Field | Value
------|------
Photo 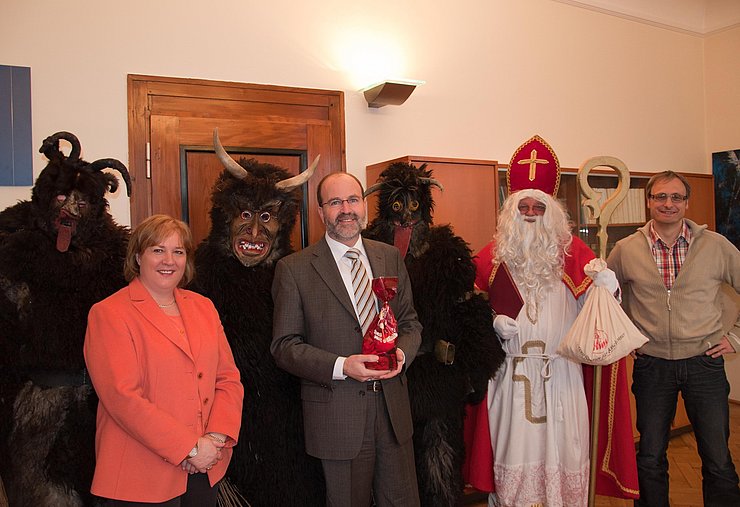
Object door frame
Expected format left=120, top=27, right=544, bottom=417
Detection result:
left=127, top=74, right=346, bottom=239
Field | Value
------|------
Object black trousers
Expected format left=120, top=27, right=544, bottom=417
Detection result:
left=101, top=473, right=219, bottom=507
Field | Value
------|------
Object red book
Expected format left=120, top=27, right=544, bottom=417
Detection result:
left=488, top=264, right=524, bottom=319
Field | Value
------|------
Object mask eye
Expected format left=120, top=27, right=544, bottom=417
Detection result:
left=259, top=212, right=271, bottom=223
left=408, top=200, right=419, bottom=211
left=241, top=210, right=253, bottom=220
left=392, top=201, right=403, bottom=212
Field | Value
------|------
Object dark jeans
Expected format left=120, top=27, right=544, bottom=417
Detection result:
left=102, top=473, right=219, bottom=507
left=632, top=354, right=740, bottom=507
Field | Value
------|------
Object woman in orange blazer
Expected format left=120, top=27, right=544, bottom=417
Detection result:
left=84, top=215, right=243, bottom=506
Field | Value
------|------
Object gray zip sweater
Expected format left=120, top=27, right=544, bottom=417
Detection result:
left=608, top=219, right=740, bottom=360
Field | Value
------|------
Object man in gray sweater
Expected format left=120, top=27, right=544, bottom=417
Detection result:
left=608, top=170, right=740, bottom=507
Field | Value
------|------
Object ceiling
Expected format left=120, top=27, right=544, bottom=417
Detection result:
left=553, top=0, right=740, bottom=35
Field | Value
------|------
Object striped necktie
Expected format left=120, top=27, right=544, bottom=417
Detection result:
left=345, top=248, right=376, bottom=334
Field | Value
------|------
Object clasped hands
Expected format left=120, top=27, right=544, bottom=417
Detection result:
left=180, top=434, right=225, bottom=474
left=344, top=348, right=405, bottom=382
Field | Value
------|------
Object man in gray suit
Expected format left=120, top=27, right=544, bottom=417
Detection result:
left=271, top=172, right=422, bottom=506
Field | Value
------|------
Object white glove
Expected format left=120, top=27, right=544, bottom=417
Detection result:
left=493, top=315, right=519, bottom=339
left=584, top=258, right=619, bottom=294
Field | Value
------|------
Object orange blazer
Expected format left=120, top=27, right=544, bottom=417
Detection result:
left=84, top=277, right=243, bottom=502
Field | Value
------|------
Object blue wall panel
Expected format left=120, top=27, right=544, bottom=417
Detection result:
left=0, top=65, right=33, bottom=186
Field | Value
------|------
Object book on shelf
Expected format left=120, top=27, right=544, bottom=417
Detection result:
left=633, top=188, right=646, bottom=223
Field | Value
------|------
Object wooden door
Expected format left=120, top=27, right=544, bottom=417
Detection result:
left=127, top=75, right=346, bottom=247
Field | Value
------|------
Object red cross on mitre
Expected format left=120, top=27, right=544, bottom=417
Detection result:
left=507, top=134, right=561, bottom=196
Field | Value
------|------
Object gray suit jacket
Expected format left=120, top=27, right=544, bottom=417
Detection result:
left=271, top=237, right=422, bottom=460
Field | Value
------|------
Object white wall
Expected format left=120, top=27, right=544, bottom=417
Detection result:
left=705, top=26, right=740, bottom=156
left=0, top=0, right=710, bottom=226
left=554, top=0, right=740, bottom=34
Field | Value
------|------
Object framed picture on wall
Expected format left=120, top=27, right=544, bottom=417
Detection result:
left=712, top=149, right=740, bottom=248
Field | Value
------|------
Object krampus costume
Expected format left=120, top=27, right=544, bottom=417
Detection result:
left=189, top=131, right=324, bottom=506
left=0, top=131, right=130, bottom=506
left=363, top=162, right=504, bottom=506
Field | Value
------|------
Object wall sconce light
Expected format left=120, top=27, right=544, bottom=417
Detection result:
left=360, top=79, right=425, bottom=108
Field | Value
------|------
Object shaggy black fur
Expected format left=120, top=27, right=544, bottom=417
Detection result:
left=190, top=159, right=325, bottom=506
left=0, top=132, right=129, bottom=506
left=364, top=162, right=505, bottom=507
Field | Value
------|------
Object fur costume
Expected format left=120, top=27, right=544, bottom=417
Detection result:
left=363, top=162, right=505, bottom=506
left=0, top=132, right=130, bottom=506
left=189, top=131, right=324, bottom=506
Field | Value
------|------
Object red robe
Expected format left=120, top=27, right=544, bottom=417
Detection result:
left=463, top=237, right=639, bottom=500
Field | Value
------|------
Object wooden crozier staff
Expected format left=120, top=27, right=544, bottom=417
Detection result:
left=578, top=156, right=631, bottom=507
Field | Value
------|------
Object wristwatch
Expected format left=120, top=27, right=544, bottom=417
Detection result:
left=188, top=444, right=198, bottom=458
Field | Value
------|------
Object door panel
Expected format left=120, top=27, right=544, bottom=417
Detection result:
left=151, top=95, right=332, bottom=121
left=149, top=115, right=182, bottom=217
left=127, top=75, right=346, bottom=249
left=175, top=117, right=311, bottom=148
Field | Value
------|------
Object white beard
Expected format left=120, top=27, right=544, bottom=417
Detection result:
left=498, top=215, right=563, bottom=323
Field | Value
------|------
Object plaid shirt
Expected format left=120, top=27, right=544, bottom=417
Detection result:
left=649, top=220, right=692, bottom=290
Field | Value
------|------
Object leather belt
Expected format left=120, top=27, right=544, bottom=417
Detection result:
left=367, top=380, right=383, bottom=392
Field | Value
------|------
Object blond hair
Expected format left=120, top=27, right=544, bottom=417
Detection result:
left=124, top=214, right=195, bottom=286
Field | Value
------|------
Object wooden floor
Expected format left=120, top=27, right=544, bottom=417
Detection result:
left=463, top=402, right=740, bottom=507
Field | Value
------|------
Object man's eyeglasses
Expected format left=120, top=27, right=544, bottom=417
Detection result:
left=517, top=203, right=547, bottom=214
left=648, top=193, right=688, bottom=203
left=320, top=196, right=362, bottom=209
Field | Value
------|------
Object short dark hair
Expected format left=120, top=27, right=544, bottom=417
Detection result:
left=316, top=172, right=365, bottom=206
left=124, top=214, right=195, bottom=286
left=645, top=171, right=691, bottom=199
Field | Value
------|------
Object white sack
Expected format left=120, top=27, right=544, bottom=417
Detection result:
left=558, top=285, right=648, bottom=365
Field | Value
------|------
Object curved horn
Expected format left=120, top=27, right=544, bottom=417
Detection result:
left=90, top=158, right=133, bottom=197
left=363, top=182, right=385, bottom=198
left=39, top=131, right=81, bottom=161
left=213, top=128, right=249, bottom=180
left=275, top=155, right=320, bottom=191
left=419, top=177, right=444, bottom=192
